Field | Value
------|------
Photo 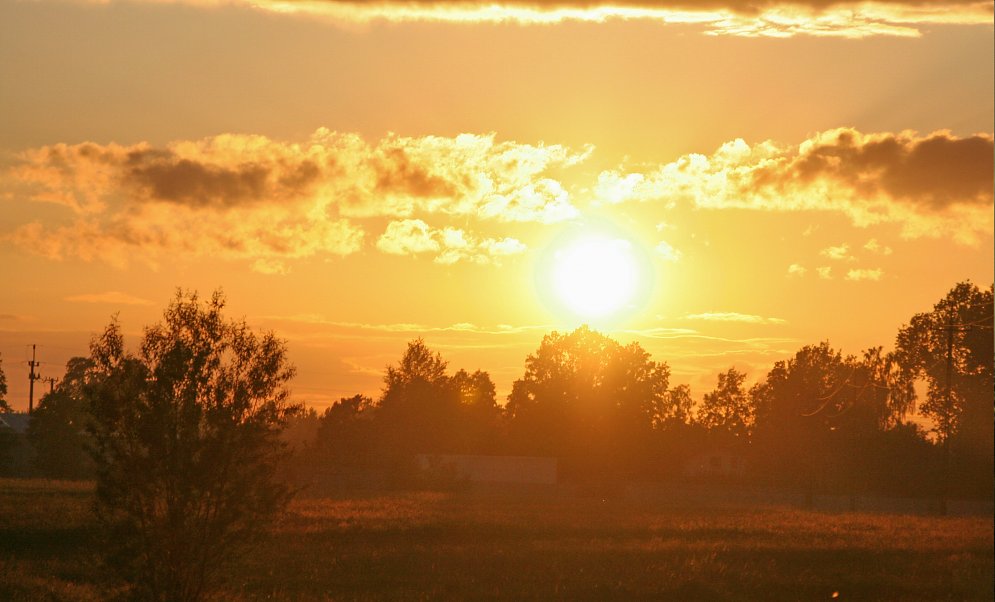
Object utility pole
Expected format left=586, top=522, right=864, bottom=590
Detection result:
left=940, top=317, right=954, bottom=516
left=28, top=344, right=42, bottom=414
left=43, top=377, right=57, bottom=395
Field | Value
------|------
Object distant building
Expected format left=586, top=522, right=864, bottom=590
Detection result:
left=0, top=412, right=32, bottom=435
left=416, top=454, right=558, bottom=485
left=683, top=447, right=747, bottom=479
left=0, top=412, right=34, bottom=476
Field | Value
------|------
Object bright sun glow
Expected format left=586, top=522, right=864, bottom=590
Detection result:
left=551, top=236, right=640, bottom=318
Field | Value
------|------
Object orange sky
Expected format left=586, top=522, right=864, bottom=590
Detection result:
left=0, top=0, right=992, bottom=412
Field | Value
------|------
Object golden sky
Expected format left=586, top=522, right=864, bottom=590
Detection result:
left=0, top=0, right=992, bottom=410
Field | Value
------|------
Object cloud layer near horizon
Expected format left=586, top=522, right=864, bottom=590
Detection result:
left=597, top=128, right=994, bottom=244
left=62, top=0, right=995, bottom=38
left=1, top=130, right=584, bottom=270
left=2, top=127, right=991, bottom=271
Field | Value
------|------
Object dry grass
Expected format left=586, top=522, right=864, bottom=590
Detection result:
left=2, top=479, right=992, bottom=600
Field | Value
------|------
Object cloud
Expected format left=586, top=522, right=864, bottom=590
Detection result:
left=261, top=313, right=554, bottom=337
left=621, top=326, right=700, bottom=339
left=8, top=130, right=587, bottom=222
left=683, top=312, right=787, bottom=325
left=376, top=219, right=441, bottom=255
left=597, top=128, right=994, bottom=245
left=655, top=240, right=682, bottom=262
left=6, top=211, right=364, bottom=272
left=1, top=130, right=586, bottom=269
left=820, top=243, right=853, bottom=261
left=376, top=219, right=527, bottom=265
left=845, top=267, right=884, bottom=281
left=71, top=0, right=993, bottom=38
left=787, top=263, right=807, bottom=277
left=817, top=266, right=833, bottom=279
left=251, top=258, right=292, bottom=275
left=863, top=238, right=893, bottom=255
left=64, top=291, right=154, bottom=306
left=5, top=127, right=990, bottom=273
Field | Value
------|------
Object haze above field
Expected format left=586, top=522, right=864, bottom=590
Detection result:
left=0, top=0, right=992, bottom=410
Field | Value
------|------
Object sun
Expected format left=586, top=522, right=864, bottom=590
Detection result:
left=538, top=231, right=651, bottom=322
left=552, top=237, right=638, bottom=318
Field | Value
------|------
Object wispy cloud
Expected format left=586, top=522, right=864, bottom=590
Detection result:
left=655, top=240, right=682, bottom=263
left=64, top=291, right=154, bottom=306
left=65, top=0, right=993, bottom=38
left=263, top=314, right=553, bottom=336
left=683, top=312, right=787, bottom=325
left=596, top=128, right=994, bottom=245
left=623, top=329, right=799, bottom=363
left=623, top=326, right=700, bottom=339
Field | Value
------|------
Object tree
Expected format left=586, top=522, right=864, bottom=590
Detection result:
left=893, top=281, right=994, bottom=497
left=451, top=368, right=501, bottom=453
left=0, top=353, right=10, bottom=413
left=750, top=342, right=912, bottom=497
left=27, top=357, right=95, bottom=478
left=697, top=367, right=752, bottom=438
left=894, top=281, right=993, bottom=441
left=653, top=383, right=694, bottom=429
left=85, top=290, right=300, bottom=601
left=375, top=339, right=461, bottom=459
left=0, top=353, right=14, bottom=469
left=506, top=326, right=669, bottom=480
left=312, top=394, right=377, bottom=488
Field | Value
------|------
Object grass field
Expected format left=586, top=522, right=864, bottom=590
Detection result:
left=1, top=479, right=992, bottom=600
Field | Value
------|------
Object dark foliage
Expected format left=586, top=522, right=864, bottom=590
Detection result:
left=893, top=281, right=994, bottom=497
left=84, top=290, right=300, bottom=601
left=27, top=357, right=95, bottom=479
left=0, top=353, right=9, bottom=413
left=506, top=326, right=669, bottom=482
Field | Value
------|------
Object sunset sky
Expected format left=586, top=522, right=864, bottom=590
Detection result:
left=1, top=0, right=992, bottom=411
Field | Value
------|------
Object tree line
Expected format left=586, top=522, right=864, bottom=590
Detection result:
left=289, top=283, right=991, bottom=500
left=3, top=281, right=992, bottom=501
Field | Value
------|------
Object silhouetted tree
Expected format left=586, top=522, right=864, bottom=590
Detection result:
left=751, top=341, right=914, bottom=498
left=375, top=339, right=461, bottom=462
left=85, top=290, right=300, bottom=601
left=312, top=394, right=377, bottom=488
left=0, top=353, right=9, bottom=413
left=451, top=368, right=501, bottom=453
left=653, top=383, right=694, bottom=429
left=279, top=406, right=321, bottom=485
left=27, top=357, right=94, bottom=479
left=697, top=367, right=752, bottom=439
left=893, top=281, right=994, bottom=497
left=506, top=326, right=669, bottom=481
left=282, top=406, right=321, bottom=452
left=0, top=353, right=13, bottom=469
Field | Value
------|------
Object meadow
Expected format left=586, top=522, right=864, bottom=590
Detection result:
left=1, top=478, right=992, bottom=601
